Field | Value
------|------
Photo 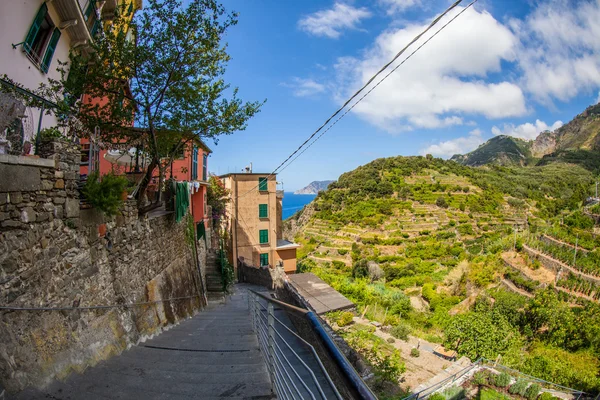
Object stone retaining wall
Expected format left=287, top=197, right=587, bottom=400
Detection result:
left=0, top=139, right=206, bottom=392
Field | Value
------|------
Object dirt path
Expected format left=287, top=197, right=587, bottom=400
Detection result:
left=352, top=318, right=450, bottom=392
left=501, top=279, right=534, bottom=298
left=501, top=252, right=555, bottom=284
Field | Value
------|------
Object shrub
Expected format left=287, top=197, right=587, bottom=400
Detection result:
left=337, top=312, right=354, bottom=327
left=82, top=172, right=128, bottom=216
left=509, top=379, right=528, bottom=396
left=338, top=249, right=348, bottom=256
left=436, top=196, right=449, bottom=208
left=332, top=260, right=346, bottom=270
left=390, top=323, right=411, bottom=341
left=538, top=392, right=555, bottom=400
left=429, top=393, right=445, bottom=400
left=524, top=383, right=541, bottom=400
left=352, top=259, right=369, bottom=278
left=410, top=347, right=420, bottom=357
left=473, top=370, right=489, bottom=386
left=442, top=386, right=466, bottom=400
left=493, top=372, right=511, bottom=388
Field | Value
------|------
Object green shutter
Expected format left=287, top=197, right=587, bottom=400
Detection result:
left=84, top=0, right=95, bottom=21
left=24, top=4, right=48, bottom=53
left=259, top=229, right=269, bottom=244
left=41, top=28, right=61, bottom=74
left=260, top=253, right=269, bottom=267
left=259, top=204, right=268, bottom=218
left=259, top=177, right=268, bottom=191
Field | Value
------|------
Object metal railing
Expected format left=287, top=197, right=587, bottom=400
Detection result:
left=248, top=290, right=344, bottom=400
left=403, top=358, right=587, bottom=400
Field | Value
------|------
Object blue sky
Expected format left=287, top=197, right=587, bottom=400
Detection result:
left=207, top=0, right=600, bottom=191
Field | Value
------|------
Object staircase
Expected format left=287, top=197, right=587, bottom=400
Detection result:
left=205, top=250, right=225, bottom=298
left=11, top=286, right=274, bottom=400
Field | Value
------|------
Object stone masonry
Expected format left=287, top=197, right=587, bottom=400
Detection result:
left=0, top=139, right=207, bottom=393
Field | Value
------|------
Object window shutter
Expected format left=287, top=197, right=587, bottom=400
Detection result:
left=259, top=229, right=269, bottom=244
left=260, top=253, right=269, bottom=267
left=24, top=4, right=48, bottom=53
left=202, top=154, right=207, bottom=181
left=259, top=204, right=268, bottom=218
left=259, top=177, right=268, bottom=191
left=41, top=28, right=61, bottom=74
left=84, top=0, right=95, bottom=21
left=192, top=147, right=198, bottom=180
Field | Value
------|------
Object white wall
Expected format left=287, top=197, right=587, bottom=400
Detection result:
left=0, top=1, right=74, bottom=148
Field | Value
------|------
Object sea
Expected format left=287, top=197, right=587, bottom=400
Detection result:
left=282, top=192, right=316, bottom=220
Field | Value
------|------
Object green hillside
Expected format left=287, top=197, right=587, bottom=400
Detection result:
left=451, top=135, right=533, bottom=167
left=287, top=155, right=600, bottom=396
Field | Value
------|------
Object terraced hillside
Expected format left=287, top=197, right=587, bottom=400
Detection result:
left=285, top=155, right=600, bottom=396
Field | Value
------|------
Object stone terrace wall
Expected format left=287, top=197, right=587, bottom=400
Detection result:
left=0, top=139, right=206, bottom=392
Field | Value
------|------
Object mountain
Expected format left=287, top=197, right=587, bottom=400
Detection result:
left=451, top=135, right=533, bottom=167
left=294, top=180, right=334, bottom=195
left=451, top=102, right=600, bottom=168
left=532, top=103, right=600, bottom=157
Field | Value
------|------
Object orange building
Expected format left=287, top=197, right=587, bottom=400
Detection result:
left=166, top=139, right=212, bottom=225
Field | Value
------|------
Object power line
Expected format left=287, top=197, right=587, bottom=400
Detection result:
left=236, top=0, right=472, bottom=200
left=279, top=0, right=480, bottom=173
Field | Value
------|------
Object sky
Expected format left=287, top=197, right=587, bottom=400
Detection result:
left=205, top=0, right=600, bottom=191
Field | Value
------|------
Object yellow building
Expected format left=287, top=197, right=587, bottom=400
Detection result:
left=220, top=173, right=299, bottom=274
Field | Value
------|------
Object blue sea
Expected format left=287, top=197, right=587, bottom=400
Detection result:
left=282, top=192, right=316, bottom=220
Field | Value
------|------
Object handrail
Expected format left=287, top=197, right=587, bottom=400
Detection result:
left=249, top=289, right=310, bottom=316
left=248, top=290, right=377, bottom=400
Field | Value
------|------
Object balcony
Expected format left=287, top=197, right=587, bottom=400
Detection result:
left=50, top=0, right=93, bottom=48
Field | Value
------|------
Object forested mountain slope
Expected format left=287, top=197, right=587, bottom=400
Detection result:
left=451, top=102, right=600, bottom=168
left=285, top=155, right=600, bottom=396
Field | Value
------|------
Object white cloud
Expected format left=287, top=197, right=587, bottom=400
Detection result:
left=378, top=0, right=420, bottom=15
left=298, top=3, right=372, bottom=39
left=281, top=78, right=326, bottom=97
left=420, top=129, right=484, bottom=158
left=332, top=6, right=527, bottom=132
left=491, top=119, right=563, bottom=140
left=512, top=0, right=600, bottom=104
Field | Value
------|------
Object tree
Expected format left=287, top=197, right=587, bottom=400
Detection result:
left=5, top=0, right=263, bottom=209
left=207, top=175, right=229, bottom=223
left=444, top=310, right=522, bottom=360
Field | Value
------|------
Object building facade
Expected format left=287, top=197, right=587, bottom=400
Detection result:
left=0, top=0, right=102, bottom=155
left=220, top=173, right=299, bottom=274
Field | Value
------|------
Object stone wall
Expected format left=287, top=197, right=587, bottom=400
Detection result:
left=0, top=139, right=207, bottom=392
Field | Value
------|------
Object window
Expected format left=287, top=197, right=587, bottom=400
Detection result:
left=24, top=4, right=61, bottom=74
left=260, top=253, right=269, bottom=267
left=202, top=153, right=208, bottom=181
left=258, top=177, right=268, bottom=192
left=259, top=204, right=268, bottom=218
left=191, top=146, right=198, bottom=180
left=259, top=229, right=269, bottom=244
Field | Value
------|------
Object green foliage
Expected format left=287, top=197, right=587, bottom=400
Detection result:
left=479, top=388, right=511, bottom=400
left=524, top=383, right=540, bottom=400
left=337, top=311, right=354, bottom=327
left=441, top=386, right=465, bottom=400
left=473, top=370, right=490, bottom=386
left=352, top=259, right=369, bottom=279
left=338, top=248, right=348, bottom=255
left=218, top=248, right=235, bottom=292
left=436, top=196, right=449, bottom=208
left=537, top=392, right=556, bottom=400
left=207, top=176, right=230, bottom=222
left=82, top=172, right=128, bottom=216
left=493, top=372, right=511, bottom=388
left=410, top=347, right=420, bottom=357
left=429, top=393, right=446, bottom=400
left=445, top=310, right=522, bottom=360
left=564, top=210, right=595, bottom=229
left=39, top=126, right=62, bottom=139
left=509, top=378, right=528, bottom=396
left=390, top=323, right=411, bottom=341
